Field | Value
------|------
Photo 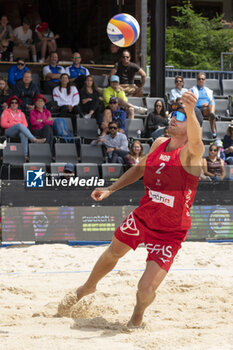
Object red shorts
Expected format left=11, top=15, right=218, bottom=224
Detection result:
left=114, top=211, right=187, bottom=272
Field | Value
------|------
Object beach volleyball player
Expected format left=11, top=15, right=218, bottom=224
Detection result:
left=76, top=91, right=204, bottom=327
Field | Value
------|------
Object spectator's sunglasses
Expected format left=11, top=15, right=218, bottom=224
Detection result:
left=10, top=101, right=19, bottom=104
left=17, top=62, right=25, bottom=66
left=109, top=101, right=117, bottom=104
left=109, top=126, right=117, bottom=130
left=171, top=110, right=186, bottom=122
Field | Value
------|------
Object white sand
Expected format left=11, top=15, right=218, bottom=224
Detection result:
left=0, top=242, right=233, bottom=350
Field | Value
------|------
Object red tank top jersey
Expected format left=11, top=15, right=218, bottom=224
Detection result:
left=133, top=138, right=199, bottom=233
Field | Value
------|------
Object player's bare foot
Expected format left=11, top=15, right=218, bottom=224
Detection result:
left=127, top=307, right=144, bottom=327
left=76, top=284, right=96, bottom=301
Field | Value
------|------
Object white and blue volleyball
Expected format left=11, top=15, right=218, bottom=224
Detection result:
left=107, top=13, right=140, bottom=47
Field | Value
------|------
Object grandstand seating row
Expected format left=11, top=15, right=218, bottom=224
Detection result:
left=1, top=142, right=151, bottom=180
left=144, top=77, right=233, bottom=98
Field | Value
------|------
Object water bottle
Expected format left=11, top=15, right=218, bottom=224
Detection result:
left=137, top=129, right=141, bottom=138
left=226, top=109, right=230, bottom=118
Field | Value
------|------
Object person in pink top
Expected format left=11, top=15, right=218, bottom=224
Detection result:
left=30, top=94, right=54, bottom=150
left=1, top=95, right=45, bottom=155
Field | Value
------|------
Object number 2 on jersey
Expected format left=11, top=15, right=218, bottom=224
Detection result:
left=155, top=162, right=165, bottom=174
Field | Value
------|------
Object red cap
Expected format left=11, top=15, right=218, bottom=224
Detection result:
left=7, top=95, right=22, bottom=106
left=33, top=94, right=47, bottom=104
left=37, top=22, right=49, bottom=33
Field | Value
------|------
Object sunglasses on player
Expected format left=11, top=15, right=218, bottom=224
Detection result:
left=171, top=110, right=186, bottom=122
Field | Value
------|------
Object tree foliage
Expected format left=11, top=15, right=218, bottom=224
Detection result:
left=165, top=1, right=233, bottom=70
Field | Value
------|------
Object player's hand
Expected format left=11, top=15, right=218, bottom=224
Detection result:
left=181, top=91, right=197, bottom=115
left=91, top=187, right=112, bottom=201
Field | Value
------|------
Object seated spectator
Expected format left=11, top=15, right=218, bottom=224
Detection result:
left=101, top=97, right=126, bottom=135
left=202, top=144, right=226, bottom=181
left=8, top=58, right=29, bottom=88
left=223, top=120, right=233, bottom=165
left=103, top=75, right=147, bottom=119
left=144, top=99, right=168, bottom=138
left=53, top=73, right=80, bottom=116
left=65, top=52, right=90, bottom=90
left=0, top=39, right=10, bottom=61
left=93, top=121, right=129, bottom=163
left=79, top=75, right=102, bottom=123
left=13, top=17, right=37, bottom=62
left=14, top=71, right=39, bottom=116
left=191, top=72, right=216, bottom=138
left=169, top=76, right=188, bottom=104
left=59, top=163, right=75, bottom=180
left=35, top=22, right=59, bottom=62
left=0, top=15, right=14, bottom=51
left=124, top=140, right=144, bottom=167
left=0, top=77, right=12, bottom=115
left=96, top=43, right=122, bottom=65
left=42, top=51, right=65, bottom=94
left=1, top=95, right=45, bottom=156
left=30, top=94, right=53, bottom=151
left=110, top=50, right=146, bottom=97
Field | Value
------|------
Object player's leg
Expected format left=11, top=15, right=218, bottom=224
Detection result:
left=76, top=236, right=131, bottom=300
left=128, top=260, right=167, bottom=327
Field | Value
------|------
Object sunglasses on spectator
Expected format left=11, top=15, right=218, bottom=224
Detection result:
left=198, top=78, right=205, bottom=80
left=210, top=148, right=218, bottom=152
left=171, top=110, right=186, bottom=122
left=17, top=62, right=25, bottom=66
left=122, top=56, right=130, bottom=58
left=176, top=80, right=183, bottom=83
left=73, top=56, right=81, bottom=58
left=109, top=126, right=117, bottom=129
left=109, top=101, right=117, bottom=104
left=156, top=104, right=162, bottom=107
left=10, top=101, right=18, bottom=104
left=2, top=45, right=8, bottom=48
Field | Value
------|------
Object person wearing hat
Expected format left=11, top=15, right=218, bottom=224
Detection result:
left=8, top=58, right=29, bottom=88
left=14, top=70, right=39, bottom=116
left=103, top=75, right=147, bottom=119
left=223, top=120, right=233, bottom=165
left=1, top=95, right=46, bottom=156
left=30, top=94, right=54, bottom=151
left=59, top=163, right=75, bottom=180
left=35, top=22, right=59, bottom=63
left=101, top=96, right=126, bottom=136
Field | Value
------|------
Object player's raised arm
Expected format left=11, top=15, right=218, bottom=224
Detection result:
left=180, top=91, right=204, bottom=176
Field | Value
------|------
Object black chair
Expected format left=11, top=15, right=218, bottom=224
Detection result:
left=54, top=143, right=78, bottom=163
left=215, top=98, right=231, bottom=120
left=76, top=163, right=99, bottom=178
left=92, top=75, right=108, bottom=88
left=80, top=144, right=104, bottom=164
left=215, top=121, right=230, bottom=140
left=141, top=143, right=150, bottom=155
left=202, top=120, right=214, bottom=143
left=76, top=118, right=99, bottom=143
left=1, top=143, right=25, bottom=179
left=101, top=163, right=124, bottom=181
left=23, top=162, right=46, bottom=179
left=29, top=143, right=52, bottom=165
left=205, top=79, right=221, bottom=96
left=221, top=79, right=233, bottom=97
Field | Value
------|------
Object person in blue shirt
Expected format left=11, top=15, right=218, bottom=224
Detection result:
left=8, top=58, right=29, bottom=88
left=65, top=52, right=90, bottom=90
left=191, top=72, right=216, bottom=138
left=42, top=51, right=65, bottom=94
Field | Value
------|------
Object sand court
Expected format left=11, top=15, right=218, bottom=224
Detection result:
left=0, top=242, right=233, bottom=350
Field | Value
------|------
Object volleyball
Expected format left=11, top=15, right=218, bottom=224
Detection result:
left=107, top=13, right=140, bottom=47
